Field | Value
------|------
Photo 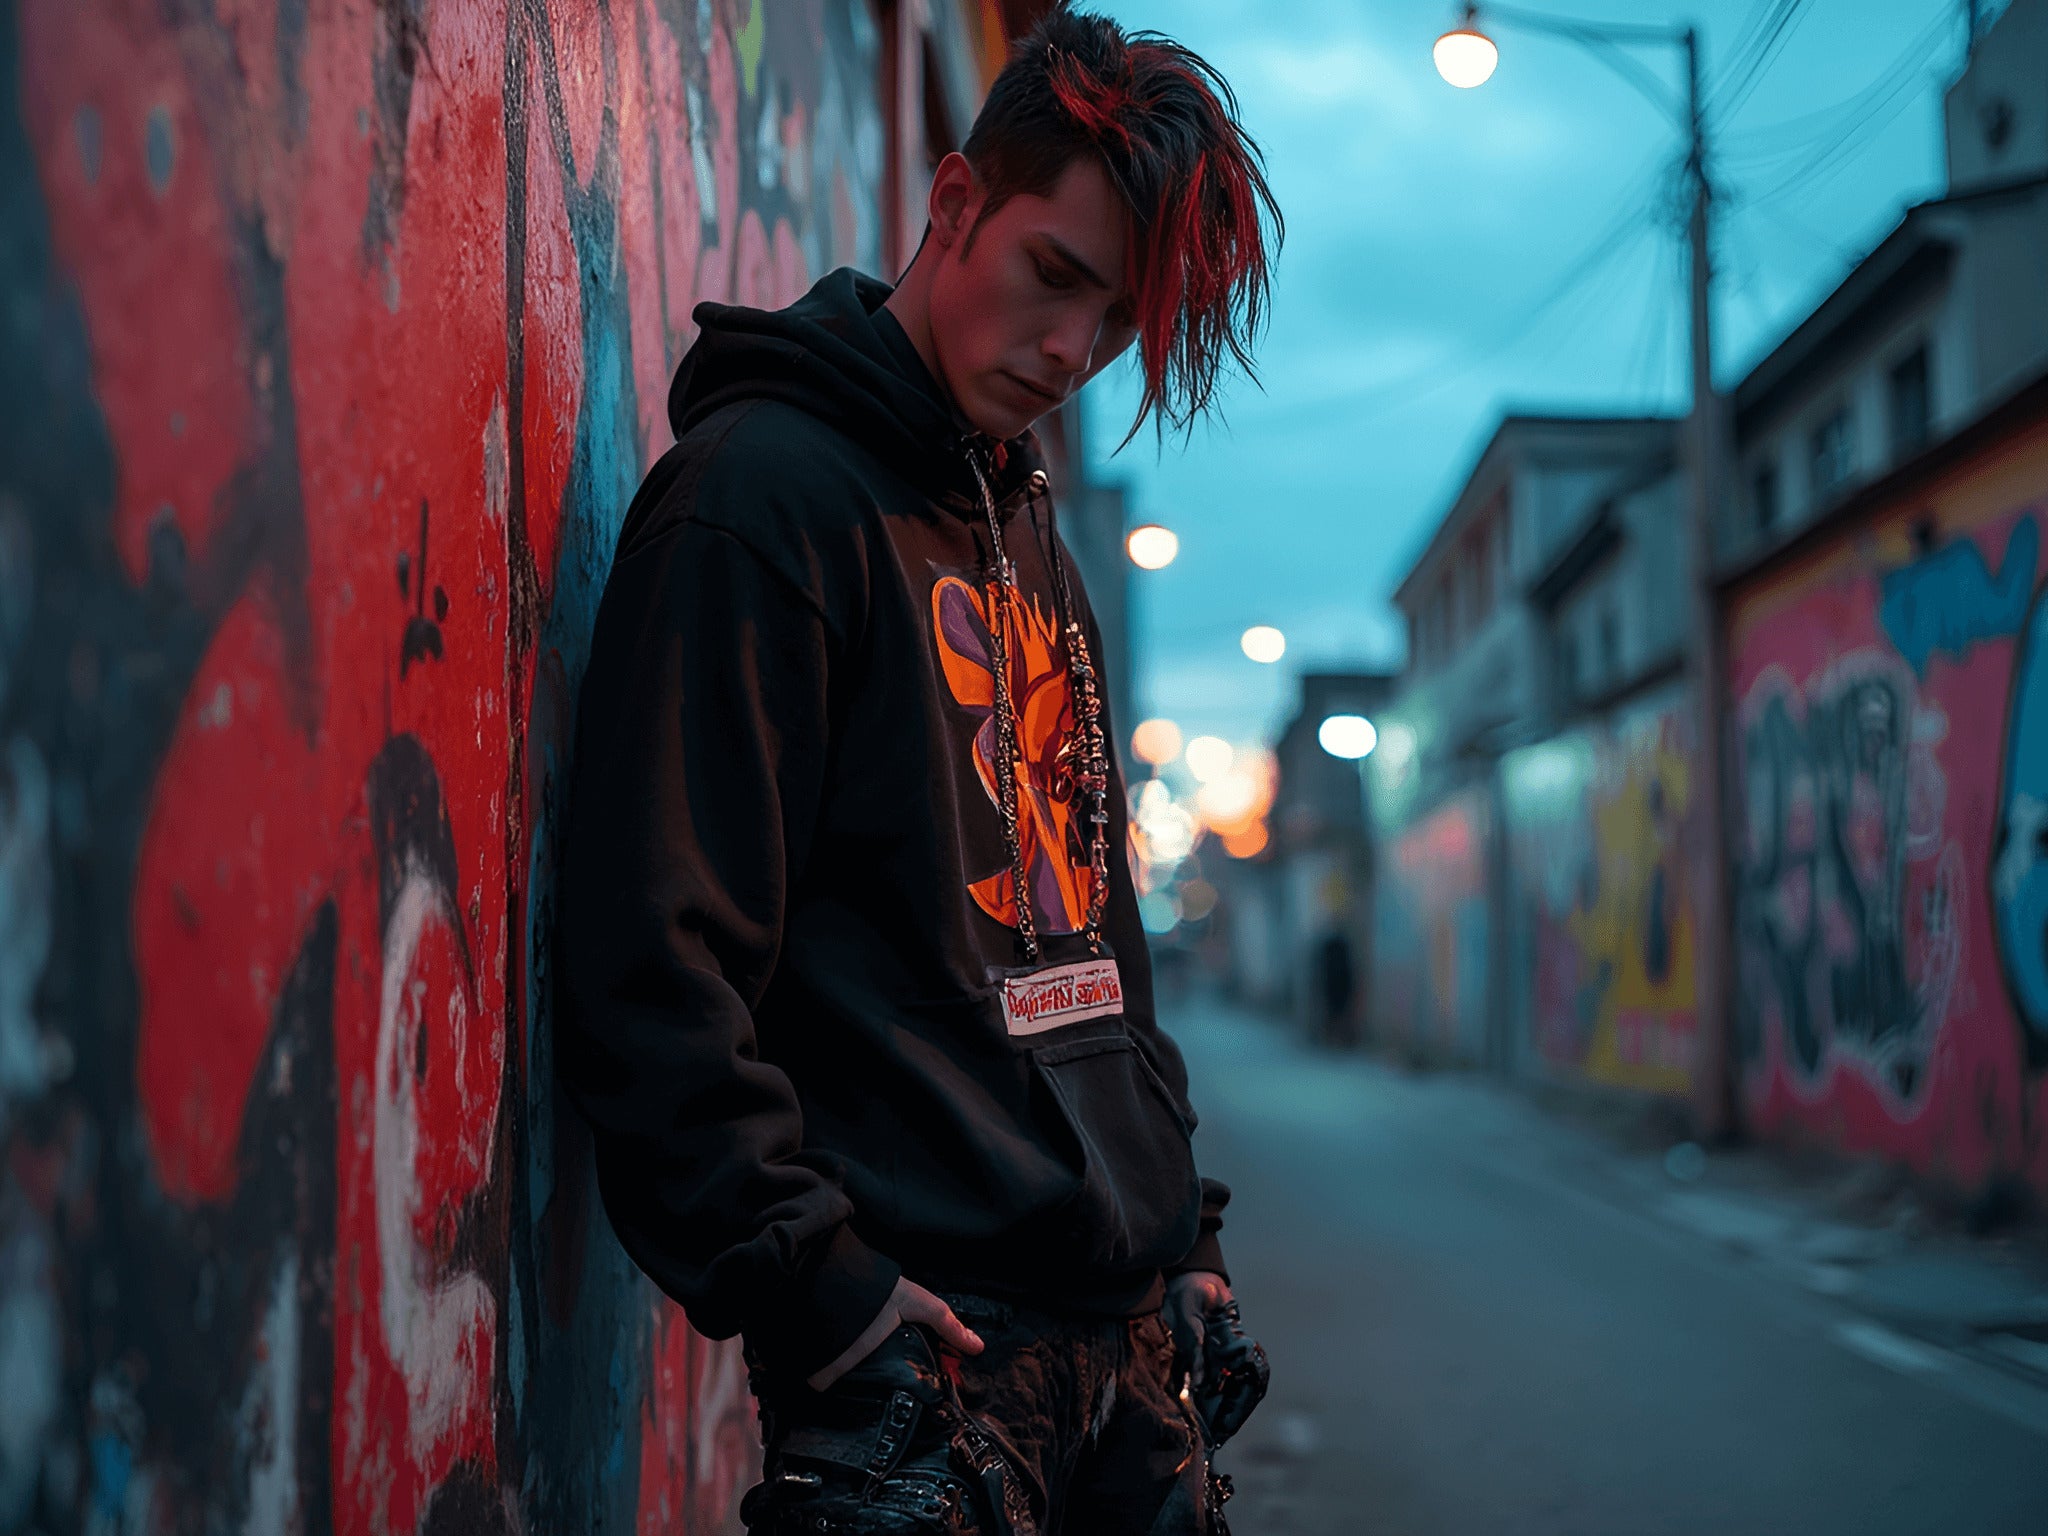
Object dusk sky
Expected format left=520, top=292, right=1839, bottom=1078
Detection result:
left=1079, top=0, right=1997, bottom=750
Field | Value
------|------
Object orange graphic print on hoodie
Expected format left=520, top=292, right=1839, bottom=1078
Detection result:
left=932, top=573, right=1099, bottom=935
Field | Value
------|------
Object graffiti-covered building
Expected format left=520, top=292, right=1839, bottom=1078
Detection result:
left=0, top=1, right=1059, bottom=1531
left=1718, top=0, right=2048, bottom=1209
left=1369, top=0, right=2048, bottom=1208
left=1373, top=414, right=1688, bottom=1076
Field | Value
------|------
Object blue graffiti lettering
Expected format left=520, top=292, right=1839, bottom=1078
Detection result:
left=1878, top=513, right=2038, bottom=676
left=1995, top=588, right=2048, bottom=1069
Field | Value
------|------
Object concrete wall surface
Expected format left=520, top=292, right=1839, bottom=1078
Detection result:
left=0, top=0, right=984, bottom=1529
left=1728, top=410, right=2048, bottom=1203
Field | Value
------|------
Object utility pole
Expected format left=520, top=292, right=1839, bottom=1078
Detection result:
left=1681, top=27, right=1736, bottom=1142
left=1434, top=4, right=1738, bottom=1137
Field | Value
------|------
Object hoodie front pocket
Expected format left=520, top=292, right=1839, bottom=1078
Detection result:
left=1028, top=1030, right=1200, bottom=1272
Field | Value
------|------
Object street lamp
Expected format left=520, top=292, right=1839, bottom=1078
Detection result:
left=1427, top=1, right=1733, bottom=1138
left=1433, top=6, right=1499, bottom=88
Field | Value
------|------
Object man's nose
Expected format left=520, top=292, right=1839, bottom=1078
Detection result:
left=1042, top=310, right=1103, bottom=379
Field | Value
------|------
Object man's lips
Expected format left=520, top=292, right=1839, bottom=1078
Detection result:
left=1002, top=371, right=1065, bottom=407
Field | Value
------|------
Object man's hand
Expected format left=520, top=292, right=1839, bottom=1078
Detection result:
left=1162, top=1270, right=1233, bottom=1385
left=805, top=1275, right=985, bottom=1393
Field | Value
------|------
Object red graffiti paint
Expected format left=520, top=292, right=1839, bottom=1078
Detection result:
left=12, top=0, right=913, bottom=1526
left=1727, top=421, right=2048, bottom=1200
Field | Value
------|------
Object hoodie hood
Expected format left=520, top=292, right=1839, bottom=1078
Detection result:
left=670, top=267, right=1046, bottom=515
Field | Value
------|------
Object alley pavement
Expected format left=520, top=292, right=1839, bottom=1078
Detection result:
left=1167, top=988, right=2048, bottom=1536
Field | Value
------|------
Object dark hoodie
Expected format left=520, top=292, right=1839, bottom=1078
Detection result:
left=556, top=268, right=1228, bottom=1381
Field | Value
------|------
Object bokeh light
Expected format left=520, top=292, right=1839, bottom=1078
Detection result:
left=1221, top=823, right=1269, bottom=859
left=1184, top=735, right=1235, bottom=784
left=1318, top=714, right=1379, bottom=760
left=1196, top=771, right=1260, bottom=831
left=1126, top=524, right=1180, bottom=570
left=1132, top=717, right=1184, bottom=766
left=1138, top=891, right=1180, bottom=935
left=1179, top=879, right=1219, bottom=923
left=1240, top=625, right=1286, bottom=664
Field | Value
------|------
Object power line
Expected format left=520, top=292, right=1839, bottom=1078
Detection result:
left=1740, top=14, right=1954, bottom=206
left=1709, top=0, right=1817, bottom=124
left=1305, top=160, right=1674, bottom=418
left=1719, top=3, right=1952, bottom=169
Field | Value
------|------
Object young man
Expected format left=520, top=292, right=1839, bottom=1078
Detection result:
left=557, top=8, right=1278, bottom=1531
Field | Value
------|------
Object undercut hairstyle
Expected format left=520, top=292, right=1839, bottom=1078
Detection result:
left=962, top=5, right=1282, bottom=439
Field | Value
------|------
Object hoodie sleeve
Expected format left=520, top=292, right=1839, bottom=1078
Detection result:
left=1084, top=609, right=1233, bottom=1286
left=555, top=506, right=900, bottom=1380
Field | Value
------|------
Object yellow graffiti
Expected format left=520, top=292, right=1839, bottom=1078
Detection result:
left=1569, top=711, right=1698, bottom=1094
left=736, top=0, right=765, bottom=97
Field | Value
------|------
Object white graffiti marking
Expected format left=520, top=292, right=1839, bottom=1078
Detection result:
left=375, top=860, right=497, bottom=1458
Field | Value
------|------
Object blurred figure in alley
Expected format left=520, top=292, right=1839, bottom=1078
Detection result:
left=1313, top=927, right=1357, bottom=1049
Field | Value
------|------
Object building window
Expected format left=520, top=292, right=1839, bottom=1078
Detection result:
left=1809, top=407, right=1854, bottom=502
left=1753, top=462, right=1779, bottom=533
left=1890, top=345, right=1931, bottom=459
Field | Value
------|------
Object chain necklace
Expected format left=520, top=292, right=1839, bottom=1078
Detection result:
left=966, top=448, right=1112, bottom=961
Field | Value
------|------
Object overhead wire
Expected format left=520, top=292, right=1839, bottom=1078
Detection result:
left=1709, top=0, right=1817, bottom=124
left=1740, top=13, right=1957, bottom=205
left=1310, top=0, right=1950, bottom=433
left=1718, top=4, right=1953, bottom=173
left=1303, top=153, right=1677, bottom=419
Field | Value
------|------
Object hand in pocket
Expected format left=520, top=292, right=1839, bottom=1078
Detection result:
left=807, top=1275, right=985, bottom=1392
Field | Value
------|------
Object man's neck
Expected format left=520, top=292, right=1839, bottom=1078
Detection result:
left=883, top=252, right=949, bottom=406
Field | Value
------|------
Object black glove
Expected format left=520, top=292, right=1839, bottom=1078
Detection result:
left=1189, top=1300, right=1269, bottom=1448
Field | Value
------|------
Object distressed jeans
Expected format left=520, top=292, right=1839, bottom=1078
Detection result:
left=740, top=1291, right=1216, bottom=1535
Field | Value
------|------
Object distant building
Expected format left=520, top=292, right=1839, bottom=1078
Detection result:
left=1222, top=672, right=1397, bottom=1029
left=1722, top=175, right=2048, bottom=575
left=1710, top=0, right=2048, bottom=1204
left=1379, top=414, right=1680, bottom=829
left=1363, top=0, right=2048, bottom=1203
left=1948, top=0, right=2048, bottom=191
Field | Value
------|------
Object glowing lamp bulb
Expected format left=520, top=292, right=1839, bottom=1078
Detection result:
left=1434, top=27, right=1499, bottom=88
left=1127, top=524, right=1180, bottom=570
left=1319, top=714, right=1379, bottom=760
left=1240, top=626, right=1286, bottom=664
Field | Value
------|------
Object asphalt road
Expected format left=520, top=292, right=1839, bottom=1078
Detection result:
left=1166, top=990, right=2048, bottom=1536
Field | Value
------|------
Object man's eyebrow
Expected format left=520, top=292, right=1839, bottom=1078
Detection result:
left=1034, top=235, right=1113, bottom=291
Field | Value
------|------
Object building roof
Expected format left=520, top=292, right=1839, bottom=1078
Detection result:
left=1732, top=170, right=2048, bottom=436
left=1391, top=411, right=1677, bottom=608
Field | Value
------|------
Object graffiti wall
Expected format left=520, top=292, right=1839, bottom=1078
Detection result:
left=0, top=0, right=990, bottom=1529
left=1501, top=687, right=1698, bottom=1097
left=1373, top=787, right=1491, bottom=1064
left=1728, top=416, right=2048, bottom=1201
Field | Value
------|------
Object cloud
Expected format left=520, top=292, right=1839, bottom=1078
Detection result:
left=1242, top=35, right=1428, bottom=121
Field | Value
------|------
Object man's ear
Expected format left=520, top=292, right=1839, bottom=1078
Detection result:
left=927, top=152, right=980, bottom=249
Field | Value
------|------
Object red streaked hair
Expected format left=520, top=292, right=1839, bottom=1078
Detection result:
left=962, top=7, right=1282, bottom=441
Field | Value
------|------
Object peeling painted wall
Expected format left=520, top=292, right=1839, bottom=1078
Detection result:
left=1727, top=415, right=2048, bottom=1204
left=0, top=0, right=982, bottom=1529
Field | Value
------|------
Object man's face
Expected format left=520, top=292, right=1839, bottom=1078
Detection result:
left=926, top=155, right=1138, bottom=440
